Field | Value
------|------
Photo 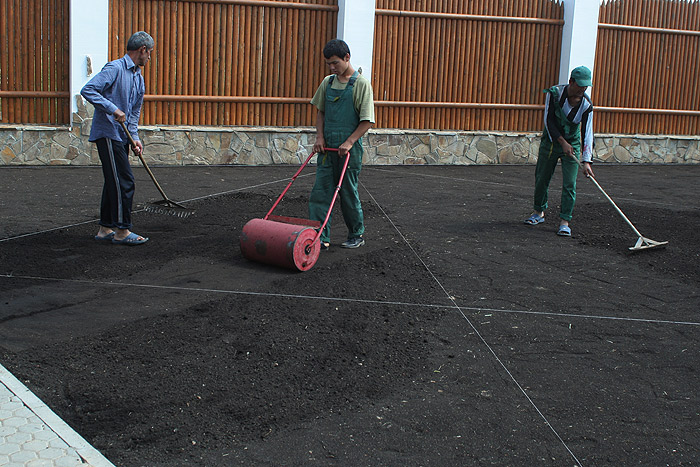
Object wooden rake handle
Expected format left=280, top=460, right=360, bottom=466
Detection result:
left=117, top=120, right=171, bottom=202
left=567, top=152, right=644, bottom=238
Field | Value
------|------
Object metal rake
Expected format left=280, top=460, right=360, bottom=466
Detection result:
left=119, top=121, right=194, bottom=218
left=572, top=154, right=667, bottom=252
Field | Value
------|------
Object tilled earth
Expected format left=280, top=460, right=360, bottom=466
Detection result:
left=1, top=164, right=699, bottom=466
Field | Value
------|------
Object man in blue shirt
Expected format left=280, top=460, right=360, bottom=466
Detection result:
left=81, top=31, right=154, bottom=245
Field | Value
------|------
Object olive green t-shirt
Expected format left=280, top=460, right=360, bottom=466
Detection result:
left=310, top=73, right=375, bottom=123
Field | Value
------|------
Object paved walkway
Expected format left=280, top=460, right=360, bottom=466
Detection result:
left=0, top=365, right=113, bottom=467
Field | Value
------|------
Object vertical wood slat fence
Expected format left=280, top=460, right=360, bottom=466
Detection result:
left=372, top=0, right=564, bottom=132
left=3, top=0, right=700, bottom=136
left=595, top=0, right=700, bottom=135
left=0, top=0, right=70, bottom=125
left=110, top=0, right=338, bottom=126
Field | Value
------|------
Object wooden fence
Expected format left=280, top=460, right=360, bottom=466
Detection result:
left=0, top=0, right=70, bottom=125
left=373, top=0, right=564, bottom=131
left=595, top=0, right=700, bottom=134
left=114, top=0, right=564, bottom=131
left=110, top=0, right=338, bottom=126
left=2, top=0, right=700, bottom=135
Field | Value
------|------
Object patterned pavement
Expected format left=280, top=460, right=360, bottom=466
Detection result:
left=0, top=365, right=113, bottom=467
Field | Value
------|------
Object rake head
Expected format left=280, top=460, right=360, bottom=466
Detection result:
left=144, top=199, right=195, bottom=218
left=629, top=236, right=668, bottom=252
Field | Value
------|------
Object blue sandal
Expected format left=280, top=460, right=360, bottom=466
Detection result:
left=94, top=232, right=115, bottom=242
left=557, top=225, right=572, bottom=237
left=112, top=232, right=149, bottom=245
left=524, top=214, right=545, bottom=225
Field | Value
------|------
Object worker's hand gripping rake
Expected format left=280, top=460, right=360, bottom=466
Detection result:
left=240, top=148, right=347, bottom=271
left=119, top=121, right=194, bottom=218
left=572, top=154, right=667, bottom=251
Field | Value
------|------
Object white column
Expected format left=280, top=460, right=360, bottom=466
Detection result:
left=336, top=0, right=376, bottom=81
left=69, top=0, right=109, bottom=120
left=559, top=0, right=600, bottom=87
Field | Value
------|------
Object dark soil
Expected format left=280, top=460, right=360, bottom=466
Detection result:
left=1, top=165, right=699, bottom=466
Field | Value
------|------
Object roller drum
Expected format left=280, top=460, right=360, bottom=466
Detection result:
left=240, top=218, right=320, bottom=271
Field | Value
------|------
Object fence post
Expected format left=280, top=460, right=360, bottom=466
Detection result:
left=336, top=0, right=376, bottom=81
left=559, top=0, right=600, bottom=89
left=69, top=0, right=109, bottom=124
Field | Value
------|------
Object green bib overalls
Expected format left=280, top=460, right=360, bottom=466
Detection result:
left=308, top=72, right=365, bottom=243
left=533, top=85, right=582, bottom=221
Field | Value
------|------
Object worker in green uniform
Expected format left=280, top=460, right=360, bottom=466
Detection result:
left=309, top=39, right=375, bottom=250
left=524, top=66, right=595, bottom=237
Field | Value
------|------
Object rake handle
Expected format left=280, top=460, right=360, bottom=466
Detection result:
left=568, top=153, right=644, bottom=238
left=118, top=120, right=171, bottom=202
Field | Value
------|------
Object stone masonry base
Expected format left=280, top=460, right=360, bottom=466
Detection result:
left=1, top=97, right=699, bottom=166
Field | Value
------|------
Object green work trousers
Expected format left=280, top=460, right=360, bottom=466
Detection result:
left=533, top=138, right=580, bottom=221
left=308, top=150, right=364, bottom=243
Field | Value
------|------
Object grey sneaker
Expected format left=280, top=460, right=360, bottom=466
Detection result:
left=341, top=237, right=365, bottom=249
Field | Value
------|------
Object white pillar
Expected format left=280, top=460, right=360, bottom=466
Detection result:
left=336, top=0, right=376, bottom=81
left=69, top=0, right=109, bottom=120
left=559, top=0, right=600, bottom=87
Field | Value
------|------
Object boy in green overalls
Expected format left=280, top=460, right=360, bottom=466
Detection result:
left=524, top=66, right=596, bottom=237
left=309, top=39, right=375, bottom=250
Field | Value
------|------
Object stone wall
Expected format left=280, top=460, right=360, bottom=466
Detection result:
left=2, top=97, right=699, bottom=166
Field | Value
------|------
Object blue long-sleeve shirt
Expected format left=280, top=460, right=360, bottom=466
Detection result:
left=80, top=54, right=145, bottom=143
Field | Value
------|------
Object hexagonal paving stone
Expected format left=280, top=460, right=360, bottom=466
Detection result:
left=3, top=415, right=27, bottom=427
left=18, top=422, right=45, bottom=433
left=54, top=453, right=85, bottom=466
left=23, top=439, right=50, bottom=452
left=35, top=429, right=60, bottom=441
left=12, top=405, right=36, bottom=418
left=48, top=437, right=72, bottom=448
left=27, top=460, right=57, bottom=467
left=0, top=441, right=20, bottom=455
left=6, top=430, right=33, bottom=444
left=2, top=400, right=22, bottom=411
left=9, top=449, right=38, bottom=463
left=38, top=447, right=70, bottom=460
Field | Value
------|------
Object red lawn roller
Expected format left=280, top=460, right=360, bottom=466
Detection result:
left=240, top=148, right=347, bottom=271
